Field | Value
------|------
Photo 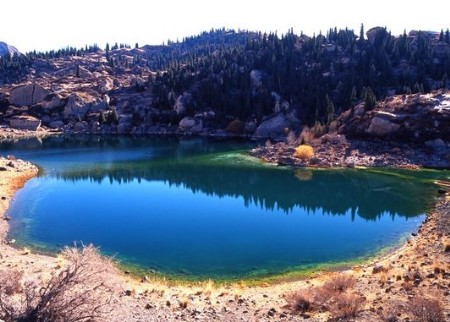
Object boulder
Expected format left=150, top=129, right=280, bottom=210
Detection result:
left=10, top=84, right=50, bottom=106
left=49, top=120, right=64, bottom=129
left=425, top=138, right=446, bottom=149
left=10, top=115, right=41, bottom=131
left=42, top=94, right=64, bottom=110
left=253, top=110, right=299, bottom=140
left=77, top=66, right=93, bottom=78
left=253, top=113, right=292, bottom=139
left=174, top=93, right=192, bottom=115
left=98, top=77, right=114, bottom=94
left=250, top=70, right=265, bottom=88
left=63, top=92, right=96, bottom=119
left=178, top=116, right=203, bottom=134
left=366, top=116, right=400, bottom=136
left=73, top=121, right=89, bottom=132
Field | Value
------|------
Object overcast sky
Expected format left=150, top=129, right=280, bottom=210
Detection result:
left=2, top=0, right=450, bottom=53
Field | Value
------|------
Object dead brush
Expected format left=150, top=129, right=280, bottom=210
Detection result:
left=0, top=269, right=23, bottom=295
left=406, top=296, right=445, bottom=322
left=0, top=244, right=121, bottom=322
left=322, top=274, right=356, bottom=294
left=328, top=293, right=365, bottom=321
left=284, top=291, right=312, bottom=313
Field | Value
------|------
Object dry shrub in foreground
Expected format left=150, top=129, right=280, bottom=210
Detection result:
left=285, top=274, right=364, bottom=321
left=284, top=291, right=312, bottom=313
left=406, top=296, right=445, bottom=322
left=328, top=293, right=365, bottom=321
left=293, top=144, right=314, bottom=161
left=322, top=274, right=356, bottom=294
left=0, top=244, right=120, bottom=322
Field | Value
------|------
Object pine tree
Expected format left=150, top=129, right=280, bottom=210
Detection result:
left=326, top=94, right=335, bottom=124
left=363, top=87, right=376, bottom=110
left=439, top=29, right=444, bottom=42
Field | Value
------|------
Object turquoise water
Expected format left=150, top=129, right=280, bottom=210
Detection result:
left=1, top=136, right=441, bottom=280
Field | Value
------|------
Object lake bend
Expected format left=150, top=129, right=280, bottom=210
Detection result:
left=1, top=136, right=442, bottom=281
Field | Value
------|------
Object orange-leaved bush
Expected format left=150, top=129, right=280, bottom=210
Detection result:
left=293, top=145, right=314, bottom=161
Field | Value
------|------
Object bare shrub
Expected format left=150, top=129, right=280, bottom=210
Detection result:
left=328, top=293, right=365, bottom=321
left=0, top=244, right=120, bottom=322
left=311, top=121, right=326, bottom=138
left=322, top=274, right=356, bottom=294
left=299, top=126, right=314, bottom=144
left=293, top=145, right=314, bottom=161
left=406, top=296, right=445, bottom=322
left=0, top=269, right=23, bottom=295
left=226, top=119, right=244, bottom=134
left=285, top=130, right=298, bottom=146
left=284, top=291, right=312, bottom=313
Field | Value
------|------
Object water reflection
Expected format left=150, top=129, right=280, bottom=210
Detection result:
left=1, top=136, right=434, bottom=220
left=55, top=158, right=432, bottom=220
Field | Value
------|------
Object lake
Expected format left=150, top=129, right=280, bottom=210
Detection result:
left=1, top=136, right=439, bottom=280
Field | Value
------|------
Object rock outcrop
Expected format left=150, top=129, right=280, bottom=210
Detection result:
left=338, top=92, right=450, bottom=144
left=10, top=84, right=50, bottom=106
left=10, top=115, right=41, bottom=131
left=0, top=41, right=19, bottom=57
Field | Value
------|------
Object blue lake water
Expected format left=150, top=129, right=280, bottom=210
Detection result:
left=1, top=136, right=440, bottom=280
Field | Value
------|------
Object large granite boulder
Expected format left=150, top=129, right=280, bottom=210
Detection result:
left=10, top=115, right=41, bottom=131
left=77, top=66, right=93, bottom=78
left=63, top=92, right=96, bottom=119
left=178, top=116, right=203, bottom=134
left=98, top=77, right=114, bottom=94
left=10, top=84, right=50, bottom=106
left=42, top=94, right=64, bottom=110
left=253, top=110, right=300, bottom=140
left=366, top=116, right=400, bottom=136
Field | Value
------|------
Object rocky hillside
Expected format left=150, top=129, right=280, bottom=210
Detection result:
left=0, top=27, right=449, bottom=144
left=338, top=91, right=450, bottom=145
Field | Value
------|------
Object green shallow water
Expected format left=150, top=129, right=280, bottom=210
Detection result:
left=1, top=136, right=445, bottom=281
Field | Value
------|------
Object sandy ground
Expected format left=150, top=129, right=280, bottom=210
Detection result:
left=1, top=157, right=449, bottom=321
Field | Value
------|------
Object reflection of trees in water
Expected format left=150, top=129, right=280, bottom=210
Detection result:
left=2, top=136, right=434, bottom=220
left=55, top=163, right=433, bottom=220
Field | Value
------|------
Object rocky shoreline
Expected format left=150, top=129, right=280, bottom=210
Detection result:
left=250, top=134, right=450, bottom=169
left=1, top=151, right=449, bottom=321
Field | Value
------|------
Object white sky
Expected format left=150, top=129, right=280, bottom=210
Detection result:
left=2, top=0, right=450, bottom=53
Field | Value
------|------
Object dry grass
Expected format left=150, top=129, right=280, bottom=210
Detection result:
left=293, top=145, right=314, bottom=161
left=0, top=244, right=120, bottom=322
left=406, top=296, right=445, bottom=322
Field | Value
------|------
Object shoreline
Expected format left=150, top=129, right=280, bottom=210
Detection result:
left=1, top=156, right=449, bottom=320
